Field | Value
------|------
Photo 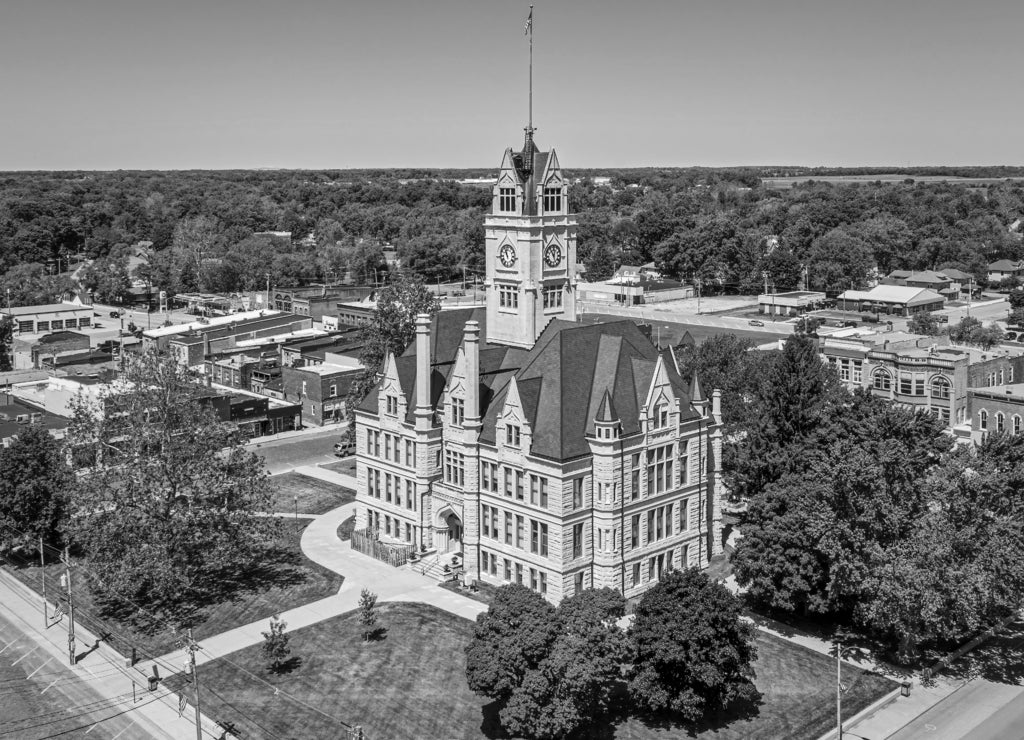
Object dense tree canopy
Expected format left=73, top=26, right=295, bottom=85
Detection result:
left=629, top=569, right=759, bottom=721
left=64, top=350, right=277, bottom=624
left=0, top=424, right=73, bottom=551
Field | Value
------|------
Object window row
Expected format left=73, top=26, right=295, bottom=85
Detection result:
left=982, top=368, right=1013, bottom=386
left=630, top=544, right=691, bottom=587
left=978, top=409, right=1024, bottom=434
left=498, top=284, right=519, bottom=309
left=480, top=549, right=548, bottom=595
left=828, top=357, right=863, bottom=384
left=367, top=508, right=416, bottom=543
left=629, top=499, right=693, bottom=549
left=480, top=462, right=550, bottom=507
left=366, top=468, right=417, bottom=511
left=542, top=284, right=563, bottom=309
left=872, top=371, right=952, bottom=399
left=481, top=506, right=550, bottom=557
left=366, top=430, right=416, bottom=467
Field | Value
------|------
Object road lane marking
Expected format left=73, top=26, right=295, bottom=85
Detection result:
left=28, top=656, right=53, bottom=677
left=0, top=639, right=19, bottom=655
left=86, top=722, right=98, bottom=733
left=12, top=645, right=40, bottom=665
left=111, top=721, right=136, bottom=739
left=41, top=677, right=61, bottom=693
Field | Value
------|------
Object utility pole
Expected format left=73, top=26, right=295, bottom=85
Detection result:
left=967, top=277, right=973, bottom=319
left=39, top=538, right=47, bottom=627
left=695, top=277, right=702, bottom=314
left=186, top=629, right=203, bottom=740
left=62, top=547, right=76, bottom=665
left=836, top=642, right=842, bottom=740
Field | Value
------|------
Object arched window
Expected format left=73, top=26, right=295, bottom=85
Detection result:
left=1014, top=415, right=1022, bottom=435
left=980, top=409, right=988, bottom=430
left=997, top=413, right=1005, bottom=433
left=873, top=370, right=891, bottom=391
left=930, top=376, right=951, bottom=399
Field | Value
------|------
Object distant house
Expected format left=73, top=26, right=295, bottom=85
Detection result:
left=987, top=259, right=1024, bottom=284
left=882, top=269, right=959, bottom=301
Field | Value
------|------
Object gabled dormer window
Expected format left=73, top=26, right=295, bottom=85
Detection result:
left=386, top=395, right=398, bottom=415
left=651, top=402, right=669, bottom=429
left=543, top=187, right=562, bottom=213
left=450, top=397, right=465, bottom=426
left=499, top=187, right=516, bottom=213
left=506, top=424, right=521, bottom=448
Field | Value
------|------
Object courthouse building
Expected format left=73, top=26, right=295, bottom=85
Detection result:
left=353, top=129, right=723, bottom=604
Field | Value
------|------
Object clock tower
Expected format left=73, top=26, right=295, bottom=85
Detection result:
left=483, top=131, right=577, bottom=348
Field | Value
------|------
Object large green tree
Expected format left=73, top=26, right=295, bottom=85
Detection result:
left=0, top=316, right=12, bottom=371
left=0, top=424, right=73, bottom=551
left=64, top=351, right=277, bottom=622
left=466, top=586, right=629, bottom=740
left=629, top=569, right=759, bottom=721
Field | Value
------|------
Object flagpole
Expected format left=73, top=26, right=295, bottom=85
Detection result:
left=529, top=4, right=533, bottom=134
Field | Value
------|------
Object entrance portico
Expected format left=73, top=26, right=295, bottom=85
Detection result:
left=433, top=505, right=463, bottom=554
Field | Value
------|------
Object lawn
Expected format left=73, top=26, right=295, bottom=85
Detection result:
left=188, top=603, right=895, bottom=740
left=3, top=525, right=344, bottom=660
left=269, top=472, right=355, bottom=514
left=320, top=457, right=357, bottom=476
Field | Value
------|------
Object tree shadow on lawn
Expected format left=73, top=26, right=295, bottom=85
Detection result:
left=476, top=681, right=763, bottom=740
left=268, top=655, right=303, bottom=675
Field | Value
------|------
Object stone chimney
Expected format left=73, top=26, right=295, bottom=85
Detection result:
left=464, top=320, right=480, bottom=422
left=415, top=313, right=432, bottom=427
left=712, top=388, right=722, bottom=423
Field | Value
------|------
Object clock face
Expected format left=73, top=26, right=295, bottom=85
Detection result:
left=499, top=244, right=517, bottom=268
left=544, top=243, right=562, bottom=268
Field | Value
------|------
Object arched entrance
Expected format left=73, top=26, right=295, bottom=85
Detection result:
left=433, top=506, right=463, bottom=554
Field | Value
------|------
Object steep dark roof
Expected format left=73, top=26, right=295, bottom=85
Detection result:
left=480, top=320, right=696, bottom=460
left=595, top=390, right=618, bottom=422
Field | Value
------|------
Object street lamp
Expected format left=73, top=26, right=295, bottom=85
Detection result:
left=834, top=639, right=861, bottom=740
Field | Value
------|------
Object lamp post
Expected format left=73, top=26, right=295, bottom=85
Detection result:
left=835, top=639, right=858, bottom=739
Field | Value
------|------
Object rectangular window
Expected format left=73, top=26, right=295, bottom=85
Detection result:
left=647, top=444, right=674, bottom=496
left=531, top=520, right=539, bottom=554
left=499, top=187, right=516, bottom=212
left=482, top=506, right=491, bottom=539
left=505, top=512, right=513, bottom=545
left=499, top=284, right=519, bottom=309
left=631, top=514, right=640, bottom=549
left=516, top=563, right=523, bottom=584
left=679, top=441, right=689, bottom=486
left=852, top=361, right=863, bottom=384
left=329, top=384, right=337, bottom=398
left=632, top=563, right=641, bottom=587
left=444, top=449, right=465, bottom=487
left=405, top=439, right=415, bottom=467
left=407, top=480, right=415, bottom=510
left=517, top=515, right=525, bottom=549
left=506, top=424, right=521, bottom=447
left=450, top=397, right=465, bottom=426
left=680, top=498, right=689, bottom=531
left=542, top=284, right=563, bottom=309
left=543, top=187, right=561, bottom=213
left=386, top=395, right=398, bottom=415
left=530, top=568, right=538, bottom=591
left=385, top=474, right=392, bottom=503
left=572, top=478, right=584, bottom=509
left=482, top=461, right=498, bottom=492
left=574, top=571, right=584, bottom=594
left=504, top=558, right=512, bottom=581
left=631, top=453, right=641, bottom=499
left=515, top=470, right=524, bottom=500
left=572, top=522, right=584, bottom=558
left=504, top=467, right=513, bottom=497
left=539, top=572, right=547, bottom=596
left=540, top=523, right=548, bottom=557
left=899, top=376, right=913, bottom=395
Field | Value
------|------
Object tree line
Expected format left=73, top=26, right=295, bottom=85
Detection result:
left=1, top=167, right=1022, bottom=306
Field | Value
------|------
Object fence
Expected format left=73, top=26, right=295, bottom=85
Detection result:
left=350, top=529, right=414, bottom=567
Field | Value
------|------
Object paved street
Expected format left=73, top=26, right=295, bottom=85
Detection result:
left=0, top=569, right=220, bottom=739
left=247, top=426, right=346, bottom=474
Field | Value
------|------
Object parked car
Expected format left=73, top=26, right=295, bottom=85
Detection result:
left=109, top=310, right=121, bottom=318
left=748, top=319, right=765, bottom=327
left=334, top=440, right=355, bottom=457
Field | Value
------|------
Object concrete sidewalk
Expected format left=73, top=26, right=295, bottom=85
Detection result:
left=150, top=500, right=484, bottom=672
left=0, top=568, right=223, bottom=740
left=293, top=464, right=357, bottom=489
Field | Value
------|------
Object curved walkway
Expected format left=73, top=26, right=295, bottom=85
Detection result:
left=155, top=499, right=484, bottom=670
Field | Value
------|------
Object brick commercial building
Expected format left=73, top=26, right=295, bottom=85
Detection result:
left=835, top=285, right=945, bottom=316
left=821, top=332, right=1024, bottom=426
left=353, top=129, right=722, bottom=605
left=281, top=358, right=362, bottom=426
left=969, top=384, right=1024, bottom=442
left=12, top=330, right=91, bottom=370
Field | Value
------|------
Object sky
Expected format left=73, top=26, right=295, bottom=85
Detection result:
left=0, top=0, right=1021, bottom=170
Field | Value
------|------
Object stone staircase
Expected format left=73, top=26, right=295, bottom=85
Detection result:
left=409, top=552, right=462, bottom=582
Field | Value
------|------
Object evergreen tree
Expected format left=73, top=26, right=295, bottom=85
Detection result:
left=359, top=588, right=379, bottom=642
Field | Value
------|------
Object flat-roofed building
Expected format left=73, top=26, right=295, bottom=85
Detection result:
left=757, top=291, right=827, bottom=317
left=1, top=302, right=93, bottom=335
